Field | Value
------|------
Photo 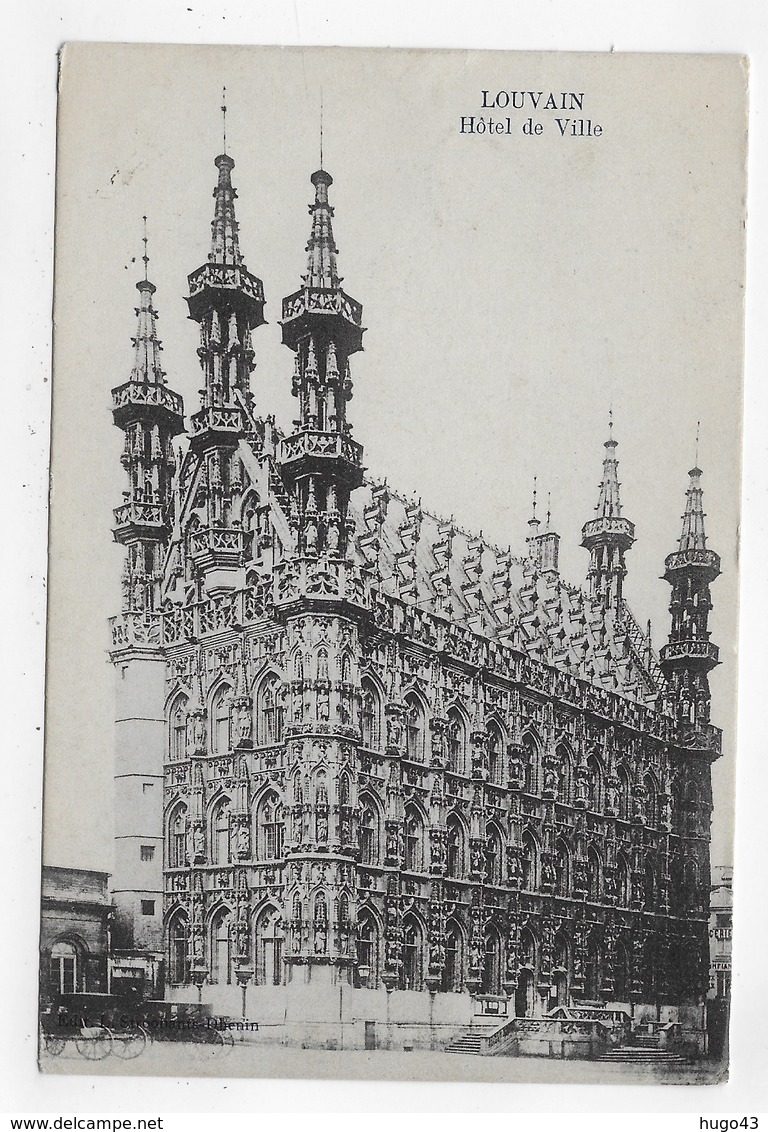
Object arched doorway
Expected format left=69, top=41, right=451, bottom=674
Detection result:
left=552, top=933, right=570, bottom=1007
left=356, top=911, right=379, bottom=988
left=515, top=968, right=535, bottom=1018
left=515, top=928, right=537, bottom=1017
left=255, top=907, right=284, bottom=986
left=482, top=926, right=502, bottom=995
left=210, top=908, right=233, bottom=986
left=442, top=920, right=464, bottom=992
left=401, top=917, right=423, bottom=990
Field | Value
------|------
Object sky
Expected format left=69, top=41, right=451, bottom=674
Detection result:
left=43, top=44, right=746, bottom=873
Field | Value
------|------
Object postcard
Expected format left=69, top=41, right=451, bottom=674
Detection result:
left=40, top=43, right=745, bottom=1083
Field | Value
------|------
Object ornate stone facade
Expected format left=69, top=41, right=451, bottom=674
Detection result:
left=109, top=145, right=721, bottom=1024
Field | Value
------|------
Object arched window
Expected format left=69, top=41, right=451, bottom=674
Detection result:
left=487, top=724, right=503, bottom=785
left=356, top=911, right=379, bottom=988
left=258, top=674, right=284, bottom=745
left=617, top=852, right=631, bottom=906
left=587, top=846, right=602, bottom=901
left=50, top=940, right=80, bottom=995
left=516, top=929, right=538, bottom=1019
left=210, top=907, right=233, bottom=985
left=169, top=806, right=187, bottom=869
left=482, top=926, right=502, bottom=995
left=255, top=907, right=283, bottom=986
left=446, top=814, right=465, bottom=879
left=242, top=492, right=258, bottom=535
left=552, top=933, right=570, bottom=1006
left=359, top=797, right=379, bottom=865
left=443, top=920, right=464, bottom=992
left=484, top=824, right=503, bottom=886
left=405, top=695, right=426, bottom=762
left=555, top=743, right=572, bottom=803
left=404, top=806, right=426, bottom=872
left=291, top=894, right=302, bottom=949
left=587, top=755, right=603, bottom=811
left=644, top=774, right=659, bottom=828
left=168, top=914, right=189, bottom=986
left=522, top=733, right=539, bottom=794
left=618, top=766, right=632, bottom=821
left=446, top=709, right=467, bottom=775
left=259, top=792, right=284, bottom=860
left=211, top=798, right=231, bottom=865
left=555, top=839, right=571, bottom=897
left=210, top=685, right=232, bottom=755
left=401, top=917, right=424, bottom=990
left=522, top=831, right=538, bottom=890
left=169, top=696, right=187, bottom=761
left=684, top=858, right=700, bottom=912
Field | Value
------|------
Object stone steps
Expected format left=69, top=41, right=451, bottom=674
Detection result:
left=597, top=1046, right=688, bottom=1064
left=445, top=1031, right=491, bottom=1055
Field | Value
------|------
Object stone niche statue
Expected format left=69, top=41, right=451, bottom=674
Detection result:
left=188, top=710, right=206, bottom=756
left=386, top=712, right=403, bottom=750
left=235, top=823, right=250, bottom=859
left=192, top=823, right=205, bottom=863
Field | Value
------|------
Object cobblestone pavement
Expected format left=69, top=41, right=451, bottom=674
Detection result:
left=39, top=1037, right=724, bottom=1086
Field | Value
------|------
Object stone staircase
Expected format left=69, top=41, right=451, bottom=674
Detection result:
left=597, top=1033, right=689, bottom=1065
left=445, top=1030, right=487, bottom=1056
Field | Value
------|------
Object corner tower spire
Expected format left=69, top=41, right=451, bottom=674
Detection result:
left=112, top=225, right=185, bottom=612
left=184, top=144, right=266, bottom=592
left=278, top=167, right=366, bottom=558
left=660, top=464, right=720, bottom=732
left=186, top=149, right=266, bottom=424
left=581, top=420, right=635, bottom=609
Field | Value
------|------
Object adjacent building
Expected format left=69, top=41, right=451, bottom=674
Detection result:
left=40, top=866, right=111, bottom=1002
left=107, top=143, right=724, bottom=1047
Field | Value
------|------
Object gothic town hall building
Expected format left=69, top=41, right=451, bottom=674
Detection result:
left=109, top=144, right=722, bottom=1049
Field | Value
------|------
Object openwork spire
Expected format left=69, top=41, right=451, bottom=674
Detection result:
left=209, top=154, right=242, bottom=266
left=130, top=220, right=165, bottom=385
left=595, top=415, right=623, bottom=520
left=581, top=419, right=635, bottom=609
left=678, top=466, right=708, bottom=552
left=303, top=169, right=341, bottom=289
left=660, top=462, right=720, bottom=735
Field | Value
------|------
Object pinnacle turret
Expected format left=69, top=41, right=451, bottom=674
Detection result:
left=182, top=145, right=266, bottom=593
left=660, top=463, right=721, bottom=737
left=304, top=169, right=341, bottom=289
left=277, top=167, right=366, bottom=560
left=678, top=465, right=708, bottom=552
left=112, top=228, right=185, bottom=612
left=581, top=421, right=635, bottom=609
left=208, top=154, right=243, bottom=267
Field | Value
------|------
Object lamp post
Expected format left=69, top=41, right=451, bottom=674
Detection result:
left=191, top=964, right=208, bottom=1007
left=235, top=962, right=253, bottom=1043
left=426, top=975, right=440, bottom=1051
